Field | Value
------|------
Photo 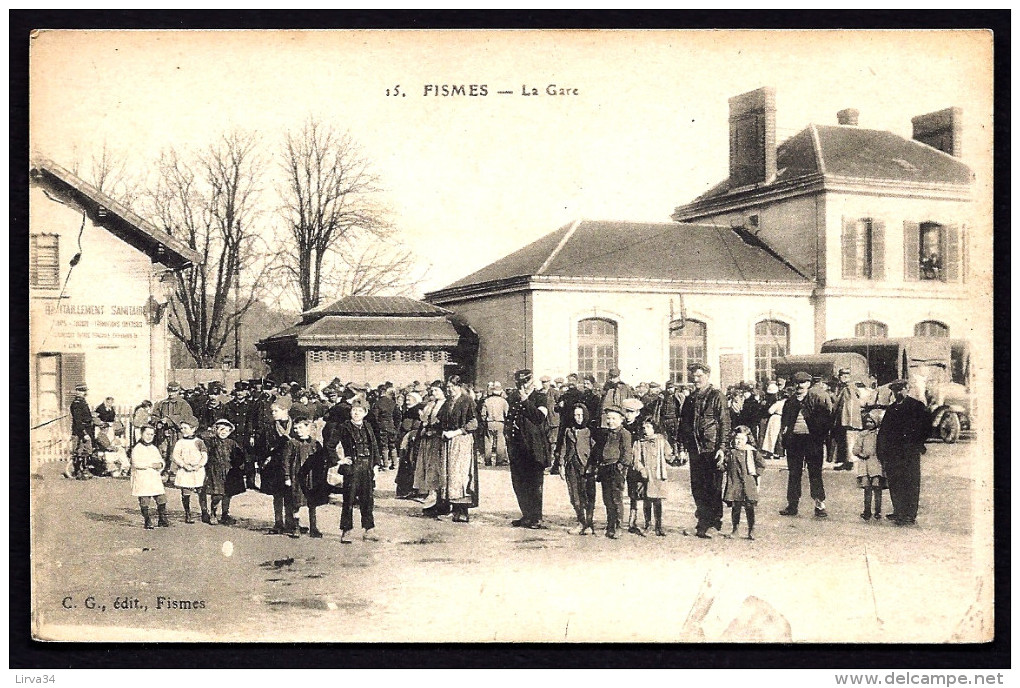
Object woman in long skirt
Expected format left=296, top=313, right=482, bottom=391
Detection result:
left=395, top=391, right=424, bottom=498
left=438, top=376, right=479, bottom=523
left=415, top=382, right=447, bottom=516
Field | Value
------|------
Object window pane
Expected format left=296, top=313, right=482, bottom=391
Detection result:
left=854, top=321, right=888, bottom=337
left=754, top=320, right=789, bottom=383
left=578, top=318, right=617, bottom=385
left=669, top=319, right=707, bottom=383
left=914, top=321, right=949, bottom=337
left=30, top=234, right=60, bottom=289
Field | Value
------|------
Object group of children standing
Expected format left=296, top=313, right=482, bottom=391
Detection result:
left=129, top=417, right=247, bottom=529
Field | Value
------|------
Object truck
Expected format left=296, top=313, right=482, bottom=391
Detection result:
left=818, top=337, right=972, bottom=443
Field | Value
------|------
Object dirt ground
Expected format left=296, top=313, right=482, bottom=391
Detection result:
left=29, top=437, right=992, bottom=643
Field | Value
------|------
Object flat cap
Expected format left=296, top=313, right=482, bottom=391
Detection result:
left=603, top=405, right=625, bottom=418
left=609, top=367, right=621, bottom=377
left=687, top=362, right=711, bottom=374
left=793, top=371, right=812, bottom=383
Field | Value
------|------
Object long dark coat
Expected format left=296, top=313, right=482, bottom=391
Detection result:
left=296, top=438, right=331, bottom=507
left=261, top=420, right=305, bottom=508
left=505, top=389, right=552, bottom=468
left=203, top=435, right=247, bottom=497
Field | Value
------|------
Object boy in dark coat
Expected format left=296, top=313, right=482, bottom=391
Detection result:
left=335, top=398, right=380, bottom=543
left=591, top=405, right=633, bottom=539
left=202, top=418, right=247, bottom=525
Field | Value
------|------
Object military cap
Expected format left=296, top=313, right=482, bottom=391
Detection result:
left=793, top=371, right=812, bottom=383
left=234, top=381, right=249, bottom=391
left=167, top=381, right=182, bottom=391
left=75, top=383, right=88, bottom=392
left=514, top=369, right=533, bottom=385
left=888, top=379, right=909, bottom=392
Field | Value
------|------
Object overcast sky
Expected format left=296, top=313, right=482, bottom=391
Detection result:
left=30, top=29, right=993, bottom=304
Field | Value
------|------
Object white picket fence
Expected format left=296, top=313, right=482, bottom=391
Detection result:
left=31, top=404, right=136, bottom=471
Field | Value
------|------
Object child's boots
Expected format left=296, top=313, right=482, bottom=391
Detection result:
left=141, top=506, right=154, bottom=530
left=183, top=496, right=194, bottom=524
left=156, top=503, right=171, bottom=528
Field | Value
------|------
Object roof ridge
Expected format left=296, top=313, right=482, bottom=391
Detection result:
left=537, top=218, right=583, bottom=275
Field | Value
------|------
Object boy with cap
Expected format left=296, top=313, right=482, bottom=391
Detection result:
left=779, top=371, right=833, bottom=518
left=591, top=404, right=633, bottom=538
left=335, top=397, right=380, bottom=542
left=203, top=418, right=247, bottom=525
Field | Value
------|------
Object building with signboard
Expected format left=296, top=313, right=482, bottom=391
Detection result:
left=29, top=159, right=202, bottom=432
left=426, top=87, right=974, bottom=390
left=257, top=295, right=476, bottom=388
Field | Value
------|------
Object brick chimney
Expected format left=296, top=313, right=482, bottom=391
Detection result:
left=911, top=107, right=962, bottom=157
left=728, top=86, right=776, bottom=187
left=837, top=108, right=859, bottom=126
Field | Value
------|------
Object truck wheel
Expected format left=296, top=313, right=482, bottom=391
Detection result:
left=938, top=412, right=961, bottom=444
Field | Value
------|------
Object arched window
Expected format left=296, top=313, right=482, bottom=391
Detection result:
left=577, top=318, right=618, bottom=385
left=669, top=319, right=707, bottom=383
left=754, top=320, right=789, bottom=383
left=915, top=320, right=949, bottom=337
left=854, top=320, right=889, bottom=338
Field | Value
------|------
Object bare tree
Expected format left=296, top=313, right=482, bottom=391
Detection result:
left=148, top=131, right=276, bottom=367
left=69, top=141, right=144, bottom=209
left=278, top=118, right=398, bottom=310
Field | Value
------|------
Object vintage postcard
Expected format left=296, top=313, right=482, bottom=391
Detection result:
left=27, top=29, right=994, bottom=643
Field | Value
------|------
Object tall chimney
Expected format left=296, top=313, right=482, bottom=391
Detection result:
left=837, top=108, right=859, bottom=126
left=728, top=86, right=776, bottom=187
left=911, top=107, right=962, bottom=157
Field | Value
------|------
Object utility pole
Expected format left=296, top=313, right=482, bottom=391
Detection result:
left=234, top=265, right=241, bottom=372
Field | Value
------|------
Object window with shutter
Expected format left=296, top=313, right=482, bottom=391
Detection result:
left=871, top=220, right=886, bottom=280
left=30, top=234, right=60, bottom=289
left=943, top=224, right=960, bottom=282
left=903, top=221, right=920, bottom=281
left=919, top=222, right=945, bottom=281
left=841, top=217, right=858, bottom=280
left=35, top=353, right=62, bottom=425
left=60, top=353, right=86, bottom=410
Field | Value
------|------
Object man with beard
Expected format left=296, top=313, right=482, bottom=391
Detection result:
left=579, top=374, right=602, bottom=429
left=505, top=369, right=551, bottom=529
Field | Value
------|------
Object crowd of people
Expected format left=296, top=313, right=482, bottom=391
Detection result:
left=64, top=360, right=933, bottom=543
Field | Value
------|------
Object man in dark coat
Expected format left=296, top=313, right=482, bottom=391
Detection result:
left=68, top=384, right=95, bottom=479
left=779, top=371, right=834, bottom=518
left=678, top=362, right=727, bottom=538
left=335, top=397, right=380, bottom=542
left=554, top=374, right=585, bottom=465
left=877, top=380, right=930, bottom=526
left=371, top=387, right=398, bottom=470
left=225, top=381, right=255, bottom=487
left=580, top=374, right=602, bottom=429
left=151, top=382, right=198, bottom=470
left=505, top=369, right=551, bottom=528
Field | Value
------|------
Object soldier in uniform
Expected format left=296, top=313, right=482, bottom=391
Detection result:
left=151, top=382, right=198, bottom=477
left=67, top=384, right=95, bottom=480
left=877, top=379, right=930, bottom=526
left=505, top=369, right=551, bottom=529
left=225, top=381, right=256, bottom=488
